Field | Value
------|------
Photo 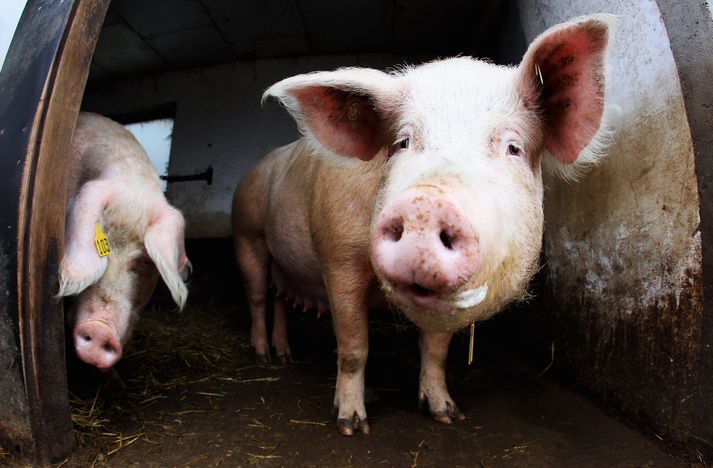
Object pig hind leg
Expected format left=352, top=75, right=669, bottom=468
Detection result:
left=418, top=330, right=465, bottom=424
left=235, top=235, right=273, bottom=362
left=271, top=298, right=291, bottom=364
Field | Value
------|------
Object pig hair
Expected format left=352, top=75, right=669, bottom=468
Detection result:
left=58, top=257, right=108, bottom=298
left=542, top=102, right=620, bottom=182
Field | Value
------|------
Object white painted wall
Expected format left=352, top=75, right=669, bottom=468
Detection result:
left=0, top=0, right=27, bottom=72
left=124, top=119, right=174, bottom=191
left=82, top=53, right=422, bottom=238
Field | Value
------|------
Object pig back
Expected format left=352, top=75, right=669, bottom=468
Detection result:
left=68, top=112, right=160, bottom=199
left=69, top=113, right=165, bottom=240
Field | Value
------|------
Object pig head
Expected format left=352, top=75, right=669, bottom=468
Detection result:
left=58, top=112, right=191, bottom=371
left=238, top=14, right=616, bottom=434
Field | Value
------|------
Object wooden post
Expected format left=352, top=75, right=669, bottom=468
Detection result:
left=0, top=0, right=110, bottom=463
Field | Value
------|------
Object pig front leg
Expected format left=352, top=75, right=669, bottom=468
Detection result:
left=326, top=269, right=370, bottom=435
left=418, top=330, right=465, bottom=424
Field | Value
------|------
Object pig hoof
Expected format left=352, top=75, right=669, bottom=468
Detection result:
left=419, top=396, right=465, bottom=424
left=337, top=412, right=370, bottom=436
left=255, top=351, right=271, bottom=364
left=275, top=352, right=292, bottom=365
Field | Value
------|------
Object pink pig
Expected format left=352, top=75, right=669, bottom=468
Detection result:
left=232, top=15, right=616, bottom=434
left=59, top=112, right=191, bottom=371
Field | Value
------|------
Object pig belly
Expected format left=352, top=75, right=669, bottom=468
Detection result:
left=264, top=201, right=329, bottom=314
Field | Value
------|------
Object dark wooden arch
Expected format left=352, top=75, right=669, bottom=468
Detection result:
left=0, top=0, right=110, bottom=463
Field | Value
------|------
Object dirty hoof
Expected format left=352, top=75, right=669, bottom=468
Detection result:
left=337, top=412, right=370, bottom=436
left=275, top=352, right=293, bottom=365
left=419, top=396, right=465, bottom=424
left=255, top=351, right=271, bottom=364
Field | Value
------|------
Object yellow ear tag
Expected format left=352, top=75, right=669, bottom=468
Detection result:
left=94, top=223, right=111, bottom=257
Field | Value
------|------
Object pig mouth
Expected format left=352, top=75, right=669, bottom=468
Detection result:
left=393, top=283, right=489, bottom=314
left=402, top=283, right=441, bottom=308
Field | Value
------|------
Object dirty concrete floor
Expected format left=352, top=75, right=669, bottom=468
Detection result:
left=6, top=302, right=684, bottom=467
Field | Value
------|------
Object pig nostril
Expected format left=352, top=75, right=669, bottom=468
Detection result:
left=384, top=222, right=404, bottom=242
left=79, top=332, right=91, bottom=343
left=439, top=230, right=454, bottom=250
left=103, top=343, right=115, bottom=354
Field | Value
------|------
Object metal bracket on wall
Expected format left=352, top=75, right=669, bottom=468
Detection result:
left=161, top=166, right=213, bottom=185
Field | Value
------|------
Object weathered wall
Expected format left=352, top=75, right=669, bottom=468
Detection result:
left=656, top=0, right=713, bottom=454
left=81, top=53, right=426, bottom=238
left=517, top=0, right=703, bottom=443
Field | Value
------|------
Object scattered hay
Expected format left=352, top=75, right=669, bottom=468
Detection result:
left=65, top=302, right=420, bottom=465
left=288, top=419, right=328, bottom=426
left=247, top=453, right=282, bottom=460
left=67, top=303, right=259, bottom=464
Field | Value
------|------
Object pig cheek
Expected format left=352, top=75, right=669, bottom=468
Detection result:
left=72, top=289, right=105, bottom=326
left=480, top=196, right=543, bottom=311
left=456, top=175, right=542, bottom=305
left=130, top=261, right=160, bottom=310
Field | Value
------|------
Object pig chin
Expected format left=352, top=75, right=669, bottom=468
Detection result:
left=376, top=274, right=492, bottom=331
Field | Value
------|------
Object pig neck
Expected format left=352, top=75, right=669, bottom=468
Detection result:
left=308, top=150, right=387, bottom=300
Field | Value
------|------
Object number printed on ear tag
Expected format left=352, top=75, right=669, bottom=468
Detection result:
left=94, top=223, right=111, bottom=257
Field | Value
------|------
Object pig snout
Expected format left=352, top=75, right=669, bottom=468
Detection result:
left=371, top=185, right=478, bottom=299
left=73, top=319, right=122, bottom=371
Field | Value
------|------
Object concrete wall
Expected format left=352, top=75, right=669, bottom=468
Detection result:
left=656, top=0, right=713, bottom=454
left=517, top=0, right=703, bottom=443
left=81, top=53, right=425, bottom=238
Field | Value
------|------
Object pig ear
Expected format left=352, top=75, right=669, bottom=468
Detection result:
left=263, top=68, right=398, bottom=162
left=58, top=249, right=108, bottom=298
left=517, top=14, right=617, bottom=179
left=58, top=181, right=112, bottom=297
left=144, top=206, right=189, bottom=309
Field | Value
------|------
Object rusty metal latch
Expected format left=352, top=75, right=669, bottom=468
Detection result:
left=160, top=166, right=213, bottom=185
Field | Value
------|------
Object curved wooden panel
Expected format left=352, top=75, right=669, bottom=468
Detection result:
left=0, top=0, right=109, bottom=463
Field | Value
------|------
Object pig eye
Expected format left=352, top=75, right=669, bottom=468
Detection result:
left=391, top=126, right=414, bottom=156
left=499, top=131, right=525, bottom=159
left=130, top=254, right=154, bottom=272
left=507, top=143, right=522, bottom=157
